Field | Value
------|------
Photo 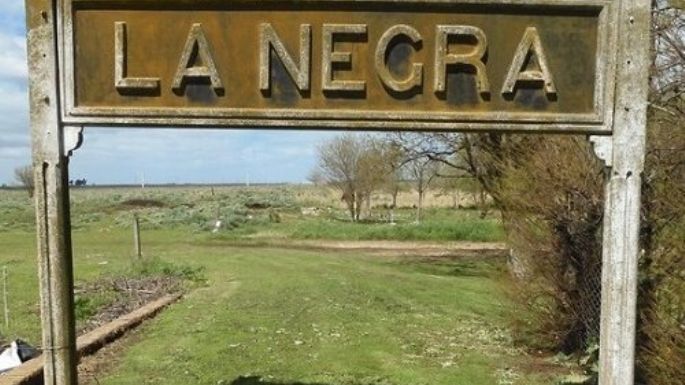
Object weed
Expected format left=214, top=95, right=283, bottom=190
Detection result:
left=74, top=295, right=109, bottom=321
left=127, top=257, right=206, bottom=284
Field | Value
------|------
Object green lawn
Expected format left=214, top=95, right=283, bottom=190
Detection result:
left=95, top=235, right=556, bottom=385
left=0, top=227, right=559, bottom=385
left=276, top=209, right=504, bottom=242
left=0, top=188, right=564, bottom=384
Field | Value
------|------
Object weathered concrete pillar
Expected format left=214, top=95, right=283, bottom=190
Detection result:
left=26, top=1, right=79, bottom=384
left=598, top=0, right=651, bottom=384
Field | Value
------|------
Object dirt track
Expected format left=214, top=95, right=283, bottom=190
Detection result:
left=232, top=239, right=509, bottom=259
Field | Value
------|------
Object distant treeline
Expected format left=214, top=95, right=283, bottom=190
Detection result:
left=0, top=182, right=295, bottom=190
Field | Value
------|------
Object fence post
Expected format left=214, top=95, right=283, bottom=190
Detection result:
left=133, top=215, right=142, bottom=258
left=3, top=266, right=8, bottom=329
left=598, top=0, right=650, bottom=384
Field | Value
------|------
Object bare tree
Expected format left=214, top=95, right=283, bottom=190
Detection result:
left=314, top=134, right=362, bottom=221
left=306, top=168, right=326, bottom=186
left=313, top=134, right=392, bottom=222
left=433, top=161, right=478, bottom=210
left=380, top=141, right=406, bottom=210
left=637, top=4, right=685, bottom=384
left=405, top=156, right=440, bottom=223
left=651, top=0, right=684, bottom=104
left=14, top=165, right=34, bottom=198
left=356, top=139, right=388, bottom=218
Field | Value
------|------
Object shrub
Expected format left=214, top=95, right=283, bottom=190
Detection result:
left=496, top=136, right=604, bottom=353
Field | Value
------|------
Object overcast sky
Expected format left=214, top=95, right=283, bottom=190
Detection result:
left=0, top=1, right=335, bottom=186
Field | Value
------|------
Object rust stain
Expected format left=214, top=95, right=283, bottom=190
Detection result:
left=72, top=2, right=599, bottom=115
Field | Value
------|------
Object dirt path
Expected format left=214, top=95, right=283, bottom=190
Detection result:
left=78, top=326, right=145, bottom=385
left=231, top=239, right=509, bottom=259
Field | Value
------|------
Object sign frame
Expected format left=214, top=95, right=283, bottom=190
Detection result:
left=57, top=0, right=619, bottom=133
left=23, top=1, right=652, bottom=385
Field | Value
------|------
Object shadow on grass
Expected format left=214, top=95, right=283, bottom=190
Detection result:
left=397, top=260, right=502, bottom=278
left=230, top=376, right=384, bottom=385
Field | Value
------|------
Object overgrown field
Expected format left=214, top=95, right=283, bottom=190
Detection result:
left=1, top=185, right=504, bottom=242
left=0, top=186, right=578, bottom=384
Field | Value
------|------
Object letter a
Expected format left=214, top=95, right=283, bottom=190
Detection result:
left=172, top=23, right=224, bottom=94
left=501, top=27, right=557, bottom=97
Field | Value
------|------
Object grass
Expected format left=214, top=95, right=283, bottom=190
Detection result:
left=91, top=244, right=556, bottom=385
left=0, top=187, right=504, bottom=243
left=204, top=210, right=504, bottom=244
left=284, top=216, right=503, bottom=243
left=0, top=186, right=567, bottom=384
left=0, top=228, right=203, bottom=341
left=75, top=294, right=116, bottom=321
left=0, top=227, right=562, bottom=385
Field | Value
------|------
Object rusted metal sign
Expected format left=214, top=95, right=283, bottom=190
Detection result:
left=27, top=1, right=652, bottom=385
left=60, top=0, right=617, bottom=132
left=26, top=0, right=651, bottom=385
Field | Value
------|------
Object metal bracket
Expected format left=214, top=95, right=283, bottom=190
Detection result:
left=63, top=125, right=84, bottom=157
left=588, top=135, right=613, bottom=168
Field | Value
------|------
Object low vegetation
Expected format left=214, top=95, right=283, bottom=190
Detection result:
left=95, top=248, right=561, bottom=385
left=0, top=184, right=575, bottom=385
left=284, top=212, right=502, bottom=243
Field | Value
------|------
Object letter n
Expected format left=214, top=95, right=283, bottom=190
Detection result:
left=259, top=23, right=311, bottom=94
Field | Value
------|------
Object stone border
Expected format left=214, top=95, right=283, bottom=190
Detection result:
left=0, top=293, right=182, bottom=385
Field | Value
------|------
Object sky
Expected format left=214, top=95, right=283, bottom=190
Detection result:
left=0, top=1, right=335, bottom=186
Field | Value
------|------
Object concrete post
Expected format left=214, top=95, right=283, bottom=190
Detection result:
left=26, top=1, right=79, bottom=384
left=598, top=0, right=651, bottom=384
